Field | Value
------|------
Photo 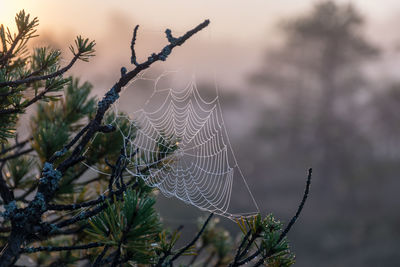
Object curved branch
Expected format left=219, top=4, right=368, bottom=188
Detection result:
left=236, top=169, right=313, bottom=266
left=278, top=168, right=312, bottom=243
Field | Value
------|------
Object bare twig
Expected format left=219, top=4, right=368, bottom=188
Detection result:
left=278, top=168, right=312, bottom=244
left=130, top=25, right=140, bottom=66
left=169, top=213, right=214, bottom=264
left=236, top=169, right=313, bottom=266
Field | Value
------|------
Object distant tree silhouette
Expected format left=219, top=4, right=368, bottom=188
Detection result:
left=251, top=1, right=378, bottom=192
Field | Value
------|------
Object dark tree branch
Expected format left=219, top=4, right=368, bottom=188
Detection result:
left=278, top=168, right=312, bottom=244
left=155, top=214, right=214, bottom=267
left=231, top=229, right=252, bottom=266
left=0, top=81, right=66, bottom=115
left=0, top=52, right=80, bottom=88
left=93, top=244, right=110, bottom=267
left=0, top=148, right=33, bottom=162
left=20, top=242, right=104, bottom=253
left=130, top=25, right=140, bottom=66
left=0, top=137, right=32, bottom=157
left=238, top=231, right=259, bottom=259
left=55, top=182, right=138, bottom=228
left=47, top=195, right=107, bottom=211
left=235, top=169, right=313, bottom=267
left=168, top=213, right=213, bottom=264
left=48, top=124, right=90, bottom=163
left=0, top=63, right=51, bottom=98
left=49, top=225, right=86, bottom=237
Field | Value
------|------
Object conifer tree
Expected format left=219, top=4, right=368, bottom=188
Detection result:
left=0, top=10, right=310, bottom=266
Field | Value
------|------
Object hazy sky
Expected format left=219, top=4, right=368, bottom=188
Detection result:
left=1, top=1, right=400, bottom=89
left=2, top=1, right=400, bottom=43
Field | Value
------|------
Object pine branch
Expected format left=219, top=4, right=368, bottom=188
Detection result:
left=0, top=81, right=65, bottom=115
left=0, top=37, right=94, bottom=88
left=0, top=12, right=39, bottom=67
left=110, top=208, right=137, bottom=267
left=0, top=62, right=50, bottom=97
left=55, top=182, right=138, bottom=228
left=0, top=54, right=76, bottom=88
left=0, top=137, right=32, bottom=157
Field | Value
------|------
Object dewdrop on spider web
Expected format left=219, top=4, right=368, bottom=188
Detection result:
left=82, top=71, right=260, bottom=220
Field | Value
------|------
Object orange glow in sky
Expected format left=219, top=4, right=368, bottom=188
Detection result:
left=2, top=1, right=400, bottom=89
left=2, top=0, right=400, bottom=44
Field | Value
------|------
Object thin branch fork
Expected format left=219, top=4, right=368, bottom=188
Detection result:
left=154, top=213, right=214, bottom=267
left=169, top=213, right=214, bottom=263
left=56, top=19, right=210, bottom=173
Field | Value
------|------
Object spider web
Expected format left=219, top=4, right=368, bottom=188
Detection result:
left=84, top=71, right=259, bottom=219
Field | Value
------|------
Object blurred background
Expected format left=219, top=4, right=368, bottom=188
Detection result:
left=2, top=0, right=400, bottom=266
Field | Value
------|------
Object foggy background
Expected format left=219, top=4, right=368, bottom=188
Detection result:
left=3, top=1, right=400, bottom=266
